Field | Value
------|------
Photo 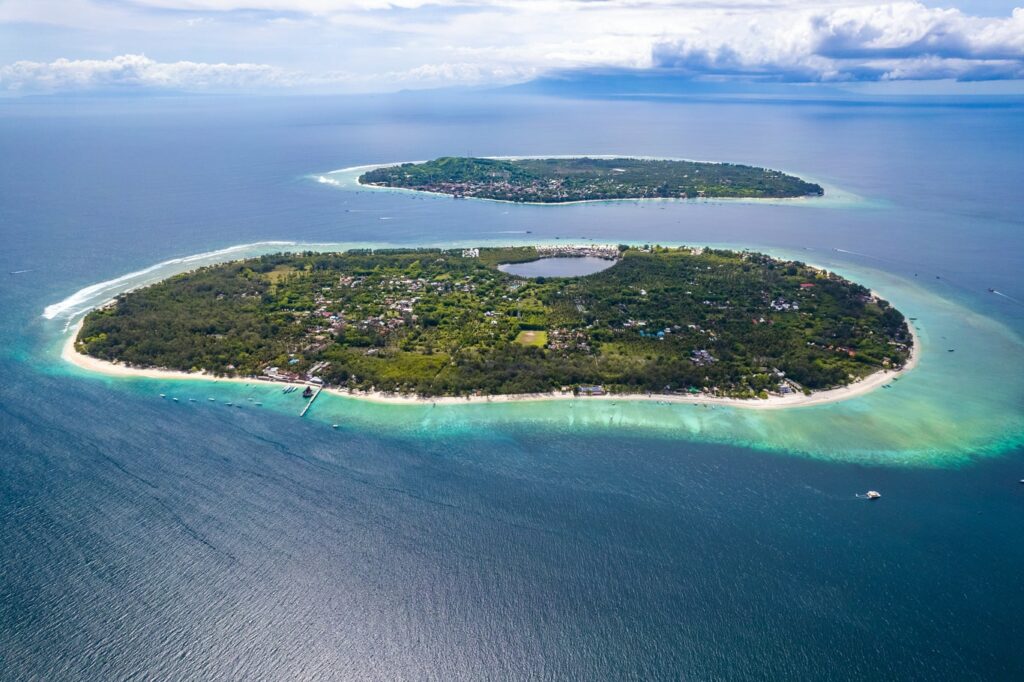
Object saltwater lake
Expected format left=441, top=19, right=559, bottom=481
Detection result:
left=498, top=255, right=616, bottom=277
left=1, top=91, right=1023, bottom=679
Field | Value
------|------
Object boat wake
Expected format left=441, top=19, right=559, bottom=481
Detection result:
left=833, top=247, right=912, bottom=266
left=990, top=290, right=1024, bottom=306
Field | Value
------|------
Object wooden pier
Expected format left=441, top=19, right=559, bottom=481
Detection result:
left=299, top=385, right=323, bottom=417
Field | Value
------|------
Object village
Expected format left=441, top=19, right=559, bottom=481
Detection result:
left=77, top=245, right=912, bottom=400
left=358, top=157, right=825, bottom=203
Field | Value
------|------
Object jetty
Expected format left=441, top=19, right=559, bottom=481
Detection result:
left=299, top=385, right=323, bottom=417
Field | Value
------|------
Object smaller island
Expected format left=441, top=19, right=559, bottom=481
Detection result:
left=358, top=157, right=824, bottom=203
left=73, top=245, right=912, bottom=403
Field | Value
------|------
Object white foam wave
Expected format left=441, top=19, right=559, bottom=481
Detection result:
left=43, top=241, right=296, bottom=322
left=323, top=161, right=426, bottom=175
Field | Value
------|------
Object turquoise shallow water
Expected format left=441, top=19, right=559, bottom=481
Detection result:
left=41, top=238, right=1024, bottom=467
left=4, top=94, right=1024, bottom=678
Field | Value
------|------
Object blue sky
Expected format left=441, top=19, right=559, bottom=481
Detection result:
left=1, top=1, right=1022, bottom=94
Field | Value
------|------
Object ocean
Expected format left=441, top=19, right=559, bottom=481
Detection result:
left=1, top=91, right=1023, bottom=678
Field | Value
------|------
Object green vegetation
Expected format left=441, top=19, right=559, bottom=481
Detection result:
left=516, top=330, right=548, bottom=347
left=359, top=157, right=824, bottom=202
left=77, top=246, right=912, bottom=399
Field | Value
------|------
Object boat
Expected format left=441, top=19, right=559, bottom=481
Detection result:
left=189, top=398, right=196, bottom=402
left=866, top=490, right=881, bottom=500
left=302, top=386, right=314, bottom=399
left=332, top=424, right=339, bottom=429
left=988, top=288, right=996, bottom=293
left=255, top=402, right=262, bottom=406
left=208, top=397, right=215, bottom=401
left=226, top=402, right=232, bottom=406
left=159, top=393, right=166, bottom=398
left=172, top=397, right=179, bottom=402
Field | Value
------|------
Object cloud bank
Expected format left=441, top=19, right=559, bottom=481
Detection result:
left=0, top=55, right=541, bottom=93
left=652, top=3, right=1024, bottom=82
left=1, top=1, right=1022, bottom=93
left=0, top=54, right=298, bottom=92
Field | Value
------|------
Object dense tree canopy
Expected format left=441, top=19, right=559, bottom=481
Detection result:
left=77, top=246, right=911, bottom=398
left=359, top=157, right=824, bottom=202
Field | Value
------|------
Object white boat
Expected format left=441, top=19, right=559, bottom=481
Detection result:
left=866, top=490, right=881, bottom=500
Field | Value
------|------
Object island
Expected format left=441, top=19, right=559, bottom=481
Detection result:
left=73, top=245, right=913, bottom=402
left=357, top=157, right=824, bottom=203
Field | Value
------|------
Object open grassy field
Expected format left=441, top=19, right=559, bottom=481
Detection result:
left=515, top=330, right=548, bottom=347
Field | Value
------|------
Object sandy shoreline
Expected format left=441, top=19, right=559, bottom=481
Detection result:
left=351, top=175, right=821, bottom=208
left=328, top=156, right=826, bottom=208
left=62, top=316, right=919, bottom=411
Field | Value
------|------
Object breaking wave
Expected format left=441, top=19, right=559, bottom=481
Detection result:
left=43, top=241, right=296, bottom=325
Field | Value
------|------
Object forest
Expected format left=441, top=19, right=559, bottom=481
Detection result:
left=77, top=246, right=912, bottom=399
left=358, top=157, right=825, bottom=202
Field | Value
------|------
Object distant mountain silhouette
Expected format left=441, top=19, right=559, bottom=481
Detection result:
left=496, top=68, right=848, bottom=100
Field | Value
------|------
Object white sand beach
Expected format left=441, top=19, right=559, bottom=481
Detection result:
left=63, top=314, right=918, bottom=411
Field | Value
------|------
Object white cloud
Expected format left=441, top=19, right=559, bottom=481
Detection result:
left=0, top=54, right=307, bottom=92
left=388, top=62, right=539, bottom=85
left=0, top=53, right=540, bottom=93
left=0, top=1, right=1021, bottom=92
left=652, top=3, right=1024, bottom=81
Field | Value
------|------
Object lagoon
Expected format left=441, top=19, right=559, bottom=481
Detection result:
left=498, top=255, right=617, bottom=277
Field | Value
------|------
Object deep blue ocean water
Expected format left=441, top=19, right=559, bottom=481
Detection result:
left=2, top=92, right=1023, bottom=678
